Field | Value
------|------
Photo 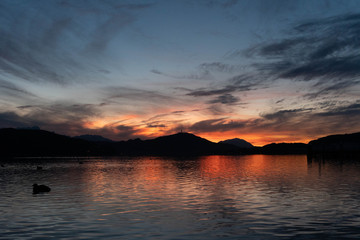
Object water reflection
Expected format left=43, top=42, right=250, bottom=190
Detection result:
left=1, top=155, right=360, bottom=239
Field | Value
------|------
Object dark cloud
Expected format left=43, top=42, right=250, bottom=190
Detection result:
left=187, top=86, right=235, bottom=97
left=208, top=93, right=239, bottom=104
left=0, top=3, right=81, bottom=84
left=317, top=102, right=360, bottom=117
left=189, top=118, right=247, bottom=132
left=10, top=103, right=101, bottom=137
left=143, top=111, right=186, bottom=130
left=150, top=69, right=163, bottom=75
left=3, top=100, right=360, bottom=143
left=147, top=123, right=166, bottom=128
left=279, top=56, right=360, bottom=80
left=0, top=101, right=150, bottom=140
left=199, top=62, right=242, bottom=73
left=17, top=105, right=36, bottom=110
left=171, top=110, right=185, bottom=114
left=239, top=13, right=360, bottom=103
left=151, top=68, right=212, bottom=80
left=0, top=111, right=31, bottom=128
left=260, top=103, right=360, bottom=136
left=179, top=101, right=360, bottom=143
left=247, top=13, right=360, bottom=87
left=104, top=86, right=174, bottom=104
left=114, top=124, right=140, bottom=139
left=0, top=1, right=139, bottom=85
left=261, top=108, right=313, bottom=121
left=304, top=80, right=360, bottom=99
left=0, top=79, right=37, bottom=98
left=276, top=99, right=284, bottom=104
left=0, top=101, right=102, bottom=132
left=186, top=74, right=259, bottom=97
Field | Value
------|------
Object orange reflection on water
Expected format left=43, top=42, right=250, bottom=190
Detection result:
left=80, top=155, right=309, bottom=207
left=134, top=158, right=172, bottom=182
left=199, top=155, right=243, bottom=180
left=199, top=155, right=308, bottom=181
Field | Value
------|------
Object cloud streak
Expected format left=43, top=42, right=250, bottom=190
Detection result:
left=246, top=13, right=360, bottom=100
left=0, top=0, right=149, bottom=85
left=186, top=74, right=260, bottom=97
left=175, top=100, right=360, bottom=143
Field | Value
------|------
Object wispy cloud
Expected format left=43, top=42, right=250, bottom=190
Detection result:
left=188, top=118, right=247, bottom=132
left=199, top=62, right=243, bottom=73
left=0, top=0, right=148, bottom=85
left=0, top=79, right=37, bottom=98
left=316, top=102, right=360, bottom=118
left=208, top=93, right=239, bottom=104
left=150, top=68, right=213, bottom=80
left=246, top=13, right=360, bottom=99
left=104, top=86, right=175, bottom=105
left=186, top=74, right=259, bottom=97
left=84, top=12, right=134, bottom=55
left=175, top=100, right=360, bottom=143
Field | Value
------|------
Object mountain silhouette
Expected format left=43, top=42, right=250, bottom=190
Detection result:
left=1, top=128, right=359, bottom=157
left=218, top=138, right=254, bottom=148
left=0, top=128, right=102, bottom=157
left=308, top=132, right=360, bottom=156
left=144, top=132, right=239, bottom=155
left=261, top=143, right=308, bottom=154
left=116, top=132, right=240, bottom=156
left=74, top=134, right=114, bottom=142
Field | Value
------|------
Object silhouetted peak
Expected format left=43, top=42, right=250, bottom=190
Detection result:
left=74, top=134, right=113, bottom=142
left=308, top=132, right=360, bottom=154
left=153, top=132, right=214, bottom=144
left=309, top=132, right=360, bottom=145
left=219, top=138, right=253, bottom=148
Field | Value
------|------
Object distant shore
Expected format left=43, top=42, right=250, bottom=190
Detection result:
left=0, top=128, right=359, bottom=158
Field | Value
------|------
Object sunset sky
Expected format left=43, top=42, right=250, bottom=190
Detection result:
left=1, top=0, right=360, bottom=146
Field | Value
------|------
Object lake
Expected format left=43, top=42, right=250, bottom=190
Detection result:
left=1, top=155, right=360, bottom=239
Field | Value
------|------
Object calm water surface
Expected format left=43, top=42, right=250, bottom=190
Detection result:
left=1, top=155, right=360, bottom=239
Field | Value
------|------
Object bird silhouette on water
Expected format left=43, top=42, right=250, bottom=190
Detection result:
left=33, top=184, right=51, bottom=194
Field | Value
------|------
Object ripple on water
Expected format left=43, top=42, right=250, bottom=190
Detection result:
left=1, top=156, right=360, bottom=239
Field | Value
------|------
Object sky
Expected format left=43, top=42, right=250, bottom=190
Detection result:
left=1, top=0, right=360, bottom=146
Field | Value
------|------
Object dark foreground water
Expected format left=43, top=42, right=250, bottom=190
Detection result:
left=1, top=155, right=360, bottom=239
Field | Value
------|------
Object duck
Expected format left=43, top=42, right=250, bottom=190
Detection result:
left=33, top=184, right=51, bottom=194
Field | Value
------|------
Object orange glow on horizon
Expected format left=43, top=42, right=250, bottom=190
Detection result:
left=83, top=114, right=141, bottom=129
left=195, top=132, right=312, bottom=146
left=82, top=115, right=313, bottom=146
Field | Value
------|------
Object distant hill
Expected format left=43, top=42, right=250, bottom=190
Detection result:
left=308, top=132, right=360, bottom=155
left=0, top=129, right=240, bottom=157
left=0, top=128, right=103, bottom=157
left=218, top=138, right=254, bottom=148
left=1, top=128, right=360, bottom=157
left=261, top=143, right=308, bottom=154
left=116, top=132, right=240, bottom=155
left=74, top=134, right=113, bottom=142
